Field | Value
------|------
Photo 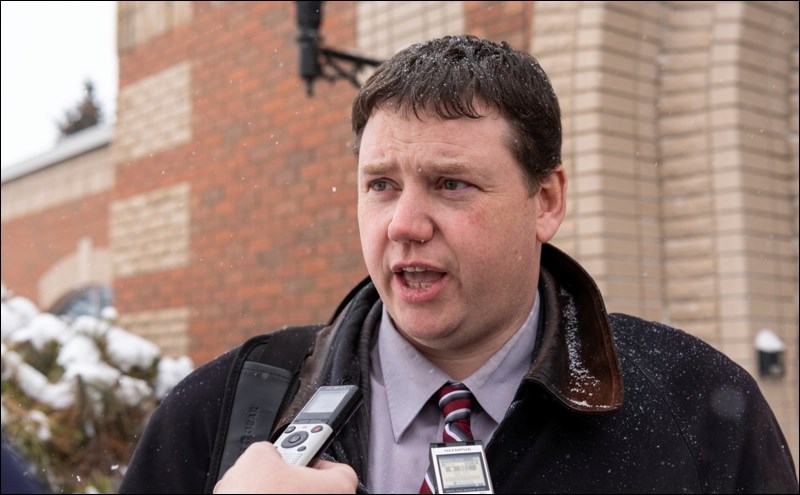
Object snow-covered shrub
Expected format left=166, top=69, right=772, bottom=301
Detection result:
left=1, top=284, right=194, bottom=493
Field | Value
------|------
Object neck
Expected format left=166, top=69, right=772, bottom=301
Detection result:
left=424, top=347, right=498, bottom=381
left=415, top=322, right=522, bottom=381
left=408, top=293, right=539, bottom=381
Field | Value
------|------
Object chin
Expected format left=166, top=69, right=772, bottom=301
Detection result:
left=395, top=316, right=455, bottom=342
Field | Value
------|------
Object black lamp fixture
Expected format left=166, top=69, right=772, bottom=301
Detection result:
left=295, top=1, right=383, bottom=96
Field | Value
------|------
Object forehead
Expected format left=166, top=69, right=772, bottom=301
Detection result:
left=358, top=106, right=512, bottom=163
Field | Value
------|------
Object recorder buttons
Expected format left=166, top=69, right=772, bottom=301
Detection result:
left=280, top=431, right=309, bottom=448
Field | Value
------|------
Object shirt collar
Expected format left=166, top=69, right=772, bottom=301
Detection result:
left=376, top=294, right=540, bottom=442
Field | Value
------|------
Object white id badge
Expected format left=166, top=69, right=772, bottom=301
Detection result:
left=428, top=441, right=494, bottom=494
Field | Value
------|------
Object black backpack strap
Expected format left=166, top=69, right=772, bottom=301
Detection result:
left=205, top=325, right=322, bottom=492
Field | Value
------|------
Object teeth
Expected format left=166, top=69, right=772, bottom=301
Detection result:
left=407, top=282, right=431, bottom=289
left=400, top=265, right=443, bottom=290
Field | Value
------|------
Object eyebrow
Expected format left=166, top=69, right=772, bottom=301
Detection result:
left=359, top=161, right=488, bottom=180
left=359, top=162, right=396, bottom=177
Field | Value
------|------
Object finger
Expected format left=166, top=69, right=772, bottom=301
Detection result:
left=244, top=441, right=280, bottom=458
left=314, top=460, right=358, bottom=484
left=313, top=459, right=341, bottom=470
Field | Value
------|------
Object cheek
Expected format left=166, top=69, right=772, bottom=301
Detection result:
left=444, top=211, right=501, bottom=265
left=457, top=204, right=537, bottom=260
left=358, top=208, right=384, bottom=265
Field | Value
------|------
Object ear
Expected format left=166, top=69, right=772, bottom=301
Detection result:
left=535, top=165, right=567, bottom=243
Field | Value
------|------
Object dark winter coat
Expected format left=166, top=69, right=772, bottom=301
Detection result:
left=119, top=244, right=798, bottom=494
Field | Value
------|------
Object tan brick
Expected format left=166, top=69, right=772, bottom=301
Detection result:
left=357, top=0, right=464, bottom=59
left=118, top=306, right=191, bottom=357
left=663, top=193, right=714, bottom=218
left=660, top=134, right=710, bottom=158
left=662, top=173, right=711, bottom=196
left=719, top=340, right=756, bottom=366
left=1, top=145, right=114, bottom=221
left=661, top=112, right=708, bottom=137
left=737, top=2, right=794, bottom=33
left=663, top=28, right=713, bottom=51
left=116, top=62, right=192, bottom=161
left=669, top=299, right=718, bottom=322
left=662, top=70, right=708, bottom=93
left=532, top=11, right=578, bottom=41
left=110, top=182, right=191, bottom=277
left=573, top=111, right=637, bottom=136
left=666, top=276, right=715, bottom=301
left=38, top=239, right=112, bottom=310
left=685, top=321, right=721, bottom=344
left=658, top=90, right=708, bottom=115
left=665, top=257, right=716, bottom=278
left=667, top=4, right=714, bottom=29
left=663, top=215, right=714, bottom=238
left=664, top=236, right=714, bottom=259
left=578, top=173, right=641, bottom=197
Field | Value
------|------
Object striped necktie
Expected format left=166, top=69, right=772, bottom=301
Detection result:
left=420, top=382, right=475, bottom=493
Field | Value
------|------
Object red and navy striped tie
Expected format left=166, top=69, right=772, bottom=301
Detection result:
left=420, top=382, right=475, bottom=493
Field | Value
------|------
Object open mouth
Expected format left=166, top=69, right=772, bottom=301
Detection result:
left=398, top=266, right=446, bottom=289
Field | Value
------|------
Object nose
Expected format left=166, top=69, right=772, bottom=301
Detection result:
left=387, top=189, right=434, bottom=244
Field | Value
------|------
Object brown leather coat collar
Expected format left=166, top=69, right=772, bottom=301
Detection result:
left=530, top=243, right=623, bottom=412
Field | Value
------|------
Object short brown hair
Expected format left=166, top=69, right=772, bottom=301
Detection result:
left=352, top=35, right=562, bottom=190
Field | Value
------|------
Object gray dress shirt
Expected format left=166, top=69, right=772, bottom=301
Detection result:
left=367, top=293, right=540, bottom=493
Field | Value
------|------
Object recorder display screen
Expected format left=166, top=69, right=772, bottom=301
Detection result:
left=436, top=452, right=490, bottom=491
left=304, top=388, right=349, bottom=414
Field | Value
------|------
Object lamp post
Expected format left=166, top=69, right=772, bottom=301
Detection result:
left=295, top=1, right=383, bottom=96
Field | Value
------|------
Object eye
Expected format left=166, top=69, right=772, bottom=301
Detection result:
left=369, top=180, right=391, bottom=192
left=441, top=178, right=468, bottom=191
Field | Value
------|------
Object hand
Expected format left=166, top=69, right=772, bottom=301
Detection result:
left=213, top=441, right=358, bottom=494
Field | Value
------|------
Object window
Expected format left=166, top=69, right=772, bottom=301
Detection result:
left=48, top=284, right=114, bottom=321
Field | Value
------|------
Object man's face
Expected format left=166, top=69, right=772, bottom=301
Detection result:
left=357, top=106, right=557, bottom=358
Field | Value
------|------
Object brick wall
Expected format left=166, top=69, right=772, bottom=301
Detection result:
left=1, top=143, right=113, bottom=308
left=112, top=1, right=366, bottom=362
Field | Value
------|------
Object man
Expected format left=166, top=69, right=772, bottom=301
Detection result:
left=120, top=35, right=798, bottom=494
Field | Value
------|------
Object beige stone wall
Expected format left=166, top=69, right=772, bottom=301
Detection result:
left=533, top=0, right=798, bottom=473
left=114, top=61, right=192, bottom=162
left=0, top=145, right=114, bottom=221
left=38, top=237, right=112, bottom=310
left=117, top=0, right=193, bottom=52
left=111, top=2, right=195, bottom=365
left=356, top=1, right=465, bottom=61
left=786, top=0, right=799, bottom=475
left=107, top=180, right=191, bottom=355
left=109, top=182, right=191, bottom=277
left=664, top=1, right=798, bottom=467
left=118, top=306, right=191, bottom=358
left=537, top=2, right=665, bottom=323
